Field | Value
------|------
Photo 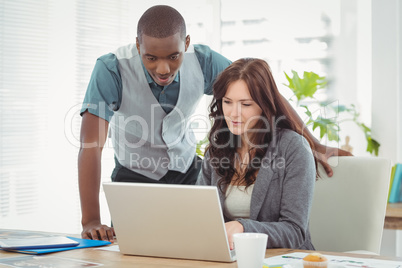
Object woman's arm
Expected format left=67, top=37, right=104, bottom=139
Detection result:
left=237, top=132, right=316, bottom=249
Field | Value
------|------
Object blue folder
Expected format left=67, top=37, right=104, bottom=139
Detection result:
left=1, top=237, right=111, bottom=255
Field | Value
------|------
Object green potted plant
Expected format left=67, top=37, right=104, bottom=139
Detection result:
left=283, top=70, right=380, bottom=156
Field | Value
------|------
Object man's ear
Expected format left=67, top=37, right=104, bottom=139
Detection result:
left=184, top=35, right=190, bottom=52
left=136, top=37, right=141, bottom=54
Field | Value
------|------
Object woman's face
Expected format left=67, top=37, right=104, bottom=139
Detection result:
left=222, top=80, right=263, bottom=138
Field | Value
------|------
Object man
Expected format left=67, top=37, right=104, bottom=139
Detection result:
left=78, top=5, right=350, bottom=242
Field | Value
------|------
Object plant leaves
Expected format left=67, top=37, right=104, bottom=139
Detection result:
left=283, top=70, right=327, bottom=102
left=311, top=117, right=340, bottom=141
left=366, top=137, right=380, bottom=156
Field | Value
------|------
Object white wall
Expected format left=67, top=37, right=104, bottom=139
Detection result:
left=334, top=0, right=402, bottom=257
left=332, top=0, right=374, bottom=156
left=371, top=0, right=401, bottom=163
left=370, top=0, right=402, bottom=257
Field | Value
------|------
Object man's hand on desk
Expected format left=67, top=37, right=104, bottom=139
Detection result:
left=313, top=145, right=353, bottom=177
left=81, top=221, right=115, bottom=242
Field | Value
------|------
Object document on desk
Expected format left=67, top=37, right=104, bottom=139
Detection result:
left=264, top=252, right=402, bottom=268
left=0, top=256, right=103, bottom=267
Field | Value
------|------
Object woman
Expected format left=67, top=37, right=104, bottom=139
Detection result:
left=197, top=58, right=317, bottom=250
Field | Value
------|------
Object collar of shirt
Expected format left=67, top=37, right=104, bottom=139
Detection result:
left=140, top=60, right=180, bottom=89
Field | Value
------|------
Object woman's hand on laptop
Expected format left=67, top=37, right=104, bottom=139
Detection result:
left=81, top=220, right=115, bottom=242
left=225, top=221, right=244, bottom=250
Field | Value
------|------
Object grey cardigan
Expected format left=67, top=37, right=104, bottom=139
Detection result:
left=197, top=129, right=316, bottom=249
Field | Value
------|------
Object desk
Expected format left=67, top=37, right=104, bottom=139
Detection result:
left=384, top=203, right=402, bottom=230
left=1, top=244, right=401, bottom=268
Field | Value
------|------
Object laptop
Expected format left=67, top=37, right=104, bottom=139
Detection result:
left=103, top=182, right=236, bottom=262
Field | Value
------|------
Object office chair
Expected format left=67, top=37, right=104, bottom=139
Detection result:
left=309, top=156, right=391, bottom=254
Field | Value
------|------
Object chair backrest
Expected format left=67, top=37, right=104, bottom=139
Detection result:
left=309, top=156, right=391, bottom=254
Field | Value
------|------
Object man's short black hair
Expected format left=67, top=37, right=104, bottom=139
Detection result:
left=137, top=5, right=186, bottom=43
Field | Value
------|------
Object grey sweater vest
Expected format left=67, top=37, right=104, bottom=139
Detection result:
left=110, top=44, right=204, bottom=180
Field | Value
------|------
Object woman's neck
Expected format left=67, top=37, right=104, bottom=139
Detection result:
left=236, top=147, right=251, bottom=166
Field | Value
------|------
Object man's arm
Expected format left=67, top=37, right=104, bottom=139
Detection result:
left=78, top=112, right=114, bottom=241
left=281, top=95, right=353, bottom=177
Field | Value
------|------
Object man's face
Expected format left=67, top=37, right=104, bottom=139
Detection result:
left=136, top=33, right=190, bottom=87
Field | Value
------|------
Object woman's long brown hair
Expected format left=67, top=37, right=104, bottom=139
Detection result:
left=207, top=58, right=317, bottom=193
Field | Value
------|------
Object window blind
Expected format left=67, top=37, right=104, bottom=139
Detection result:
left=0, top=0, right=50, bottom=225
left=0, top=0, right=131, bottom=232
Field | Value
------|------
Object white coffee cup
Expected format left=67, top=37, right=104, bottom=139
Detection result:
left=233, top=233, right=268, bottom=268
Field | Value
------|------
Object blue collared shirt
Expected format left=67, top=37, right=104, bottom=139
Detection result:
left=81, top=44, right=232, bottom=121
left=140, top=60, right=180, bottom=114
